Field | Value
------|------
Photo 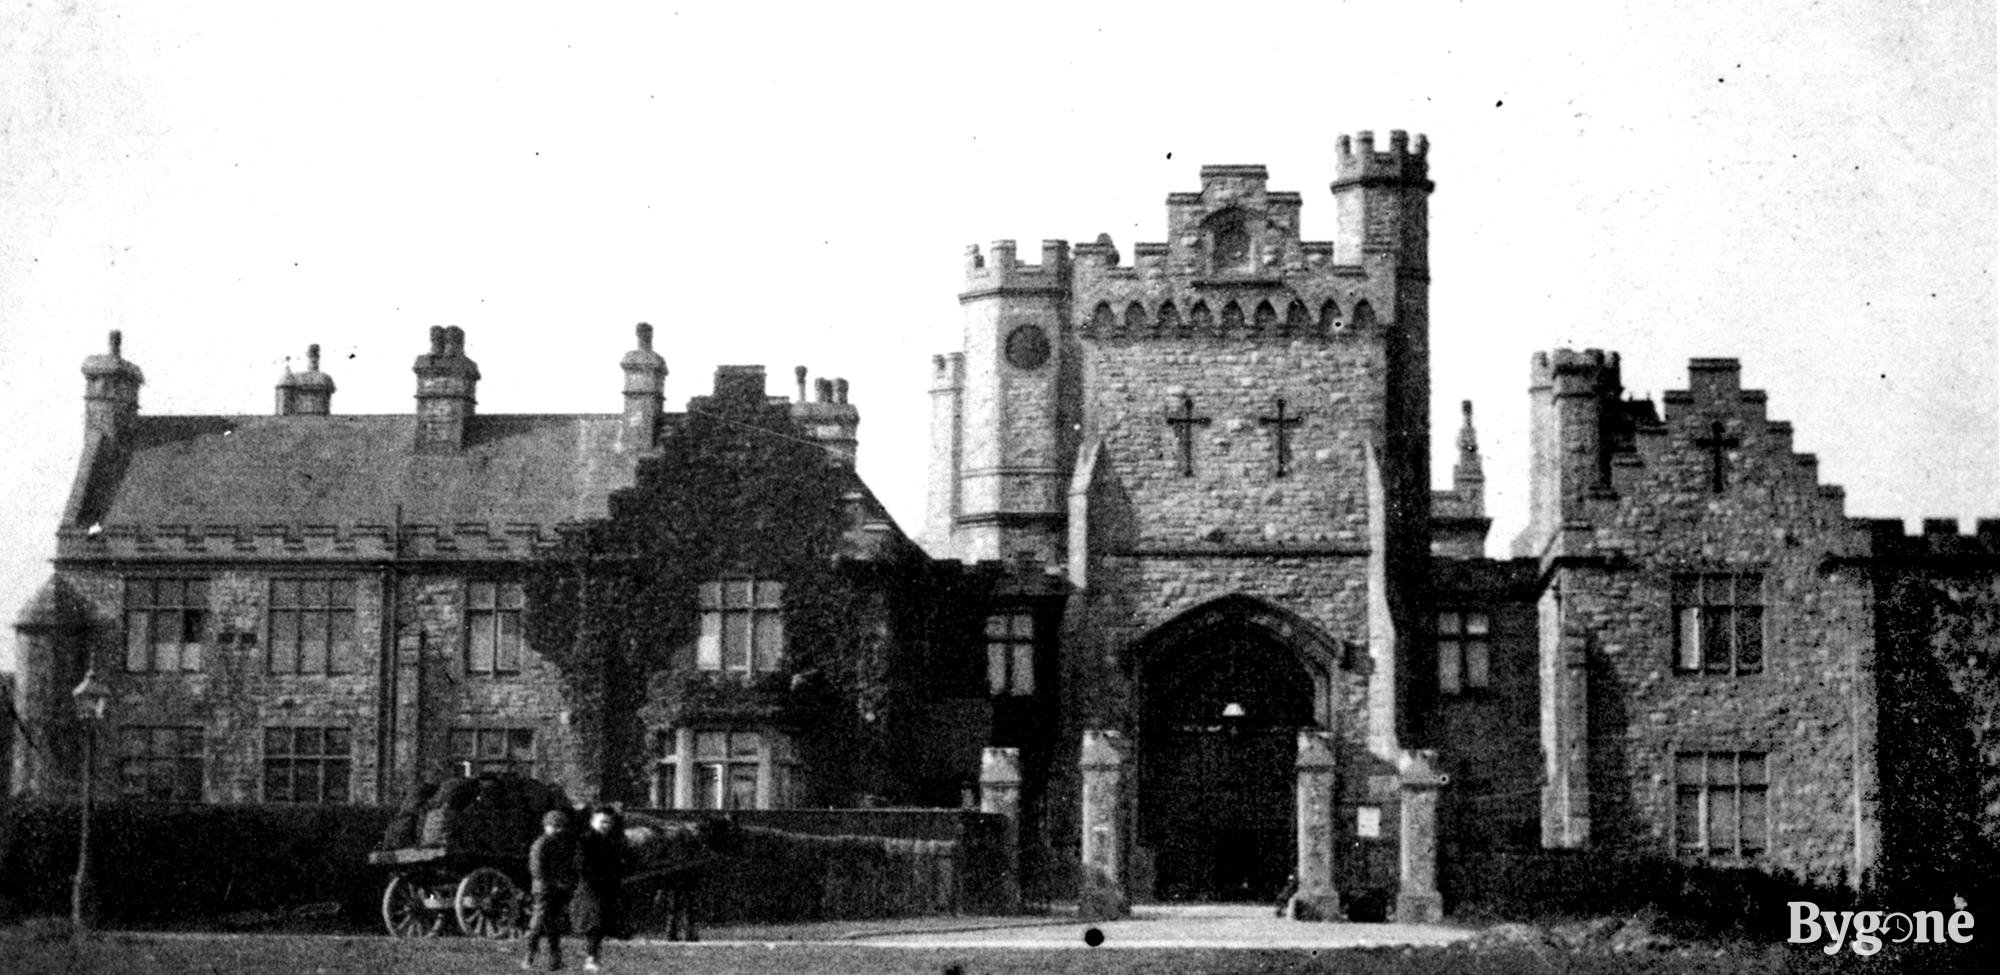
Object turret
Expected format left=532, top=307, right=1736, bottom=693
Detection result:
left=1330, top=129, right=1433, bottom=267
left=947, top=237, right=1073, bottom=565
left=275, top=344, right=336, bottom=416
left=620, top=323, right=667, bottom=451
left=922, top=353, right=965, bottom=554
left=81, top=330, right=144, bottom=444
left=412, top=326, right=480, bottom=452
left=1515, top=349, right=1623, bottom=556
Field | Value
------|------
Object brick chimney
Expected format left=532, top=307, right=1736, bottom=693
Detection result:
left=412, top=326, right=479, bottom=452
left=81, top=330, right=144, bottom=445
left=275, top=344, right=336, bottom=416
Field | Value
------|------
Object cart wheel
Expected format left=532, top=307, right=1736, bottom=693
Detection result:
left=382, top=874, right=446, bottom=938
left=455, top=866, right=527, bottom=939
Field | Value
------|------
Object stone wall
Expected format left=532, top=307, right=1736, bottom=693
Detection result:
left=1533, top=355, right=1878, bottom=886
left=16, top=563, right=576, bottom=807
left=1431, top=558, right=1541, bottom=854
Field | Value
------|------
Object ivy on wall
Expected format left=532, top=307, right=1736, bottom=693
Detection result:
left=1874, top=569, right=2000, bottom=901
left=523, top=388, right=883, bottom=802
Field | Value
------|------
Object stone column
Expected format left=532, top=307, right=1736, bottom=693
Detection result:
left=979, top=747, right=1023, bottom=913
left=1078, top=729, right=1130, bottom=920
left=1394, top=748, right=1446, bottom=923
left=1289, top=730, right=1342, bottom=920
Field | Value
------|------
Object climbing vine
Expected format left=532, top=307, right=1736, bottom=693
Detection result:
left=523, top=390, right=884, bottom=801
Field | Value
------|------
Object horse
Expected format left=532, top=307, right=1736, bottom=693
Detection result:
left=620, top=814, right=740, bottom=942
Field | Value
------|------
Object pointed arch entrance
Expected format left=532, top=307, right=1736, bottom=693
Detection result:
left=1134, top=596, right=1342, bottom=902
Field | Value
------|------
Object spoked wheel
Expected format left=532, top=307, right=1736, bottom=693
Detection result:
left=382, top=874, right=447, bottom=938
left=454, top=866, right=527, bottom=939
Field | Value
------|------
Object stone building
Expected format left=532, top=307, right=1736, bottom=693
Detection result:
left=12, top=131, right=1997, bottom=919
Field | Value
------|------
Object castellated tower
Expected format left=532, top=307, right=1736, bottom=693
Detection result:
left=927, top=133, right=1443, bottom=910
left=925, top=240, right=1076, bottom=566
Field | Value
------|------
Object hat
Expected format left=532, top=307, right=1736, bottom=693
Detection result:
left=543, top=810, right=570, bottom=829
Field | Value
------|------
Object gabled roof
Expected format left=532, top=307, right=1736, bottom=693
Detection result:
left=70, top=413, right=639, bottom=531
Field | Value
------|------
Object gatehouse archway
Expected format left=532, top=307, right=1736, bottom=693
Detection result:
left=1133, top=596, right=1342, bottom=903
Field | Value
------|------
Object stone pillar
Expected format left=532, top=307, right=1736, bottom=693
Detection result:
left=1394, top=748, right=1446, bottom=923
left=979, top=747, right=1023, bottom=913
left=1078, top=729, right=1130, bottom=920
left=1289, top=730, right=1341, bottom=920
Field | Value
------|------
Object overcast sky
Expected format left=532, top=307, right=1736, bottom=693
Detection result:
left=2, top=1, right=1994, bottom=672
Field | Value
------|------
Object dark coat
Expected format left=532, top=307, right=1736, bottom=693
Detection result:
left=569, top=826, right=627, bottom=937
left=528, top=832, right=578, bottom=892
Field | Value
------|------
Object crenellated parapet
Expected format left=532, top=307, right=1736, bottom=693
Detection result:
left=1867, top=518, right=2000, bottom=563
left=1533, top=347, right=1623, bottom=398
left=1330, top=130, right=1433, bottom=191
left=961, top=239, right=1071, bottom=298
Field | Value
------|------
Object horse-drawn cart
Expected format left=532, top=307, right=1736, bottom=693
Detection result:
left=369, top=774, right=570, bottom=939
left=368, top=843, right=529, bottom=938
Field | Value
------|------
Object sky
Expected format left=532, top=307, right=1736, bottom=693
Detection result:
left=2, top=1, right=1994, bottom=672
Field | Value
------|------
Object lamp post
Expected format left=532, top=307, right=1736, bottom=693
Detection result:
left=71, top=668, right=110, bottom=937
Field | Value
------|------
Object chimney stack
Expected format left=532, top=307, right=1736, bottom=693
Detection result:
left=81, top=330, right=144, bottom=444
left=276, top=343, right=337, bottom=416
left=412, top=326, right=480, bottom=452
left=791, top=369, right=860, bottom=466
left=620, top=323, right=667, bottom=451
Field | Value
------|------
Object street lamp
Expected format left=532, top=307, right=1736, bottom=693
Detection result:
left=71, top=668, right=110, bottom=937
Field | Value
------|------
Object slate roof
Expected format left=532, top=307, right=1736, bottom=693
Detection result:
left=70, top=413, right=641, bottom=530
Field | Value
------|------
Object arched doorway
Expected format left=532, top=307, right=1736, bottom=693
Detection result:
left=1136, top=599, right=1330, bottom=903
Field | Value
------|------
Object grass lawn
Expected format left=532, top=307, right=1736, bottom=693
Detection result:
left=0, top=928, right=1978, bottom=975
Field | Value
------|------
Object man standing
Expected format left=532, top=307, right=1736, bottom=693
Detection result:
left=523, top=809, right=579, bottom=971
left=570, top=807, right=628, bottom=972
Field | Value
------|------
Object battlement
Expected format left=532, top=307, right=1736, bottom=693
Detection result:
left=1868, top=518, right=2000, bottom=560
left=1531, top=348, right=1623, bottom=396
left=1331, top=130, right=1433, bottom=191
left=963, top=239, right=1071, bottom=293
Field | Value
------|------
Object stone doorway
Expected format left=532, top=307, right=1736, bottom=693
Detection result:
left=1139, top=623, right=1316, bottom=903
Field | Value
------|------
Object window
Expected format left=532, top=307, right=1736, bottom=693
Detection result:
left=118, top=726, right=205, bottom=802
left=698, top=580, right=785, bottom=675
left=1212, top=218, right=1252, bottom=274
left=263, top=726, right=351, bottom=803
left=1672, top=573, right=1764, bottom=674
left=124, top=579, right=208, bottom=673
left=985, top=612, right=1036, bottom=696
left=466, top=581, right=525, bottom=675
left=658, top=729, right=793, bottom=810
left=269, top=579, right=357, bottom=675
left=448, top=727, right=537, bottom=778
left=1674, top=751, right=1769, bottom=859
left=1437, top=611, right=1491, bottom=694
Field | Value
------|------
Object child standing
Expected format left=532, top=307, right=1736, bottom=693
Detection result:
left=523, top=809, right=579, bottom=971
